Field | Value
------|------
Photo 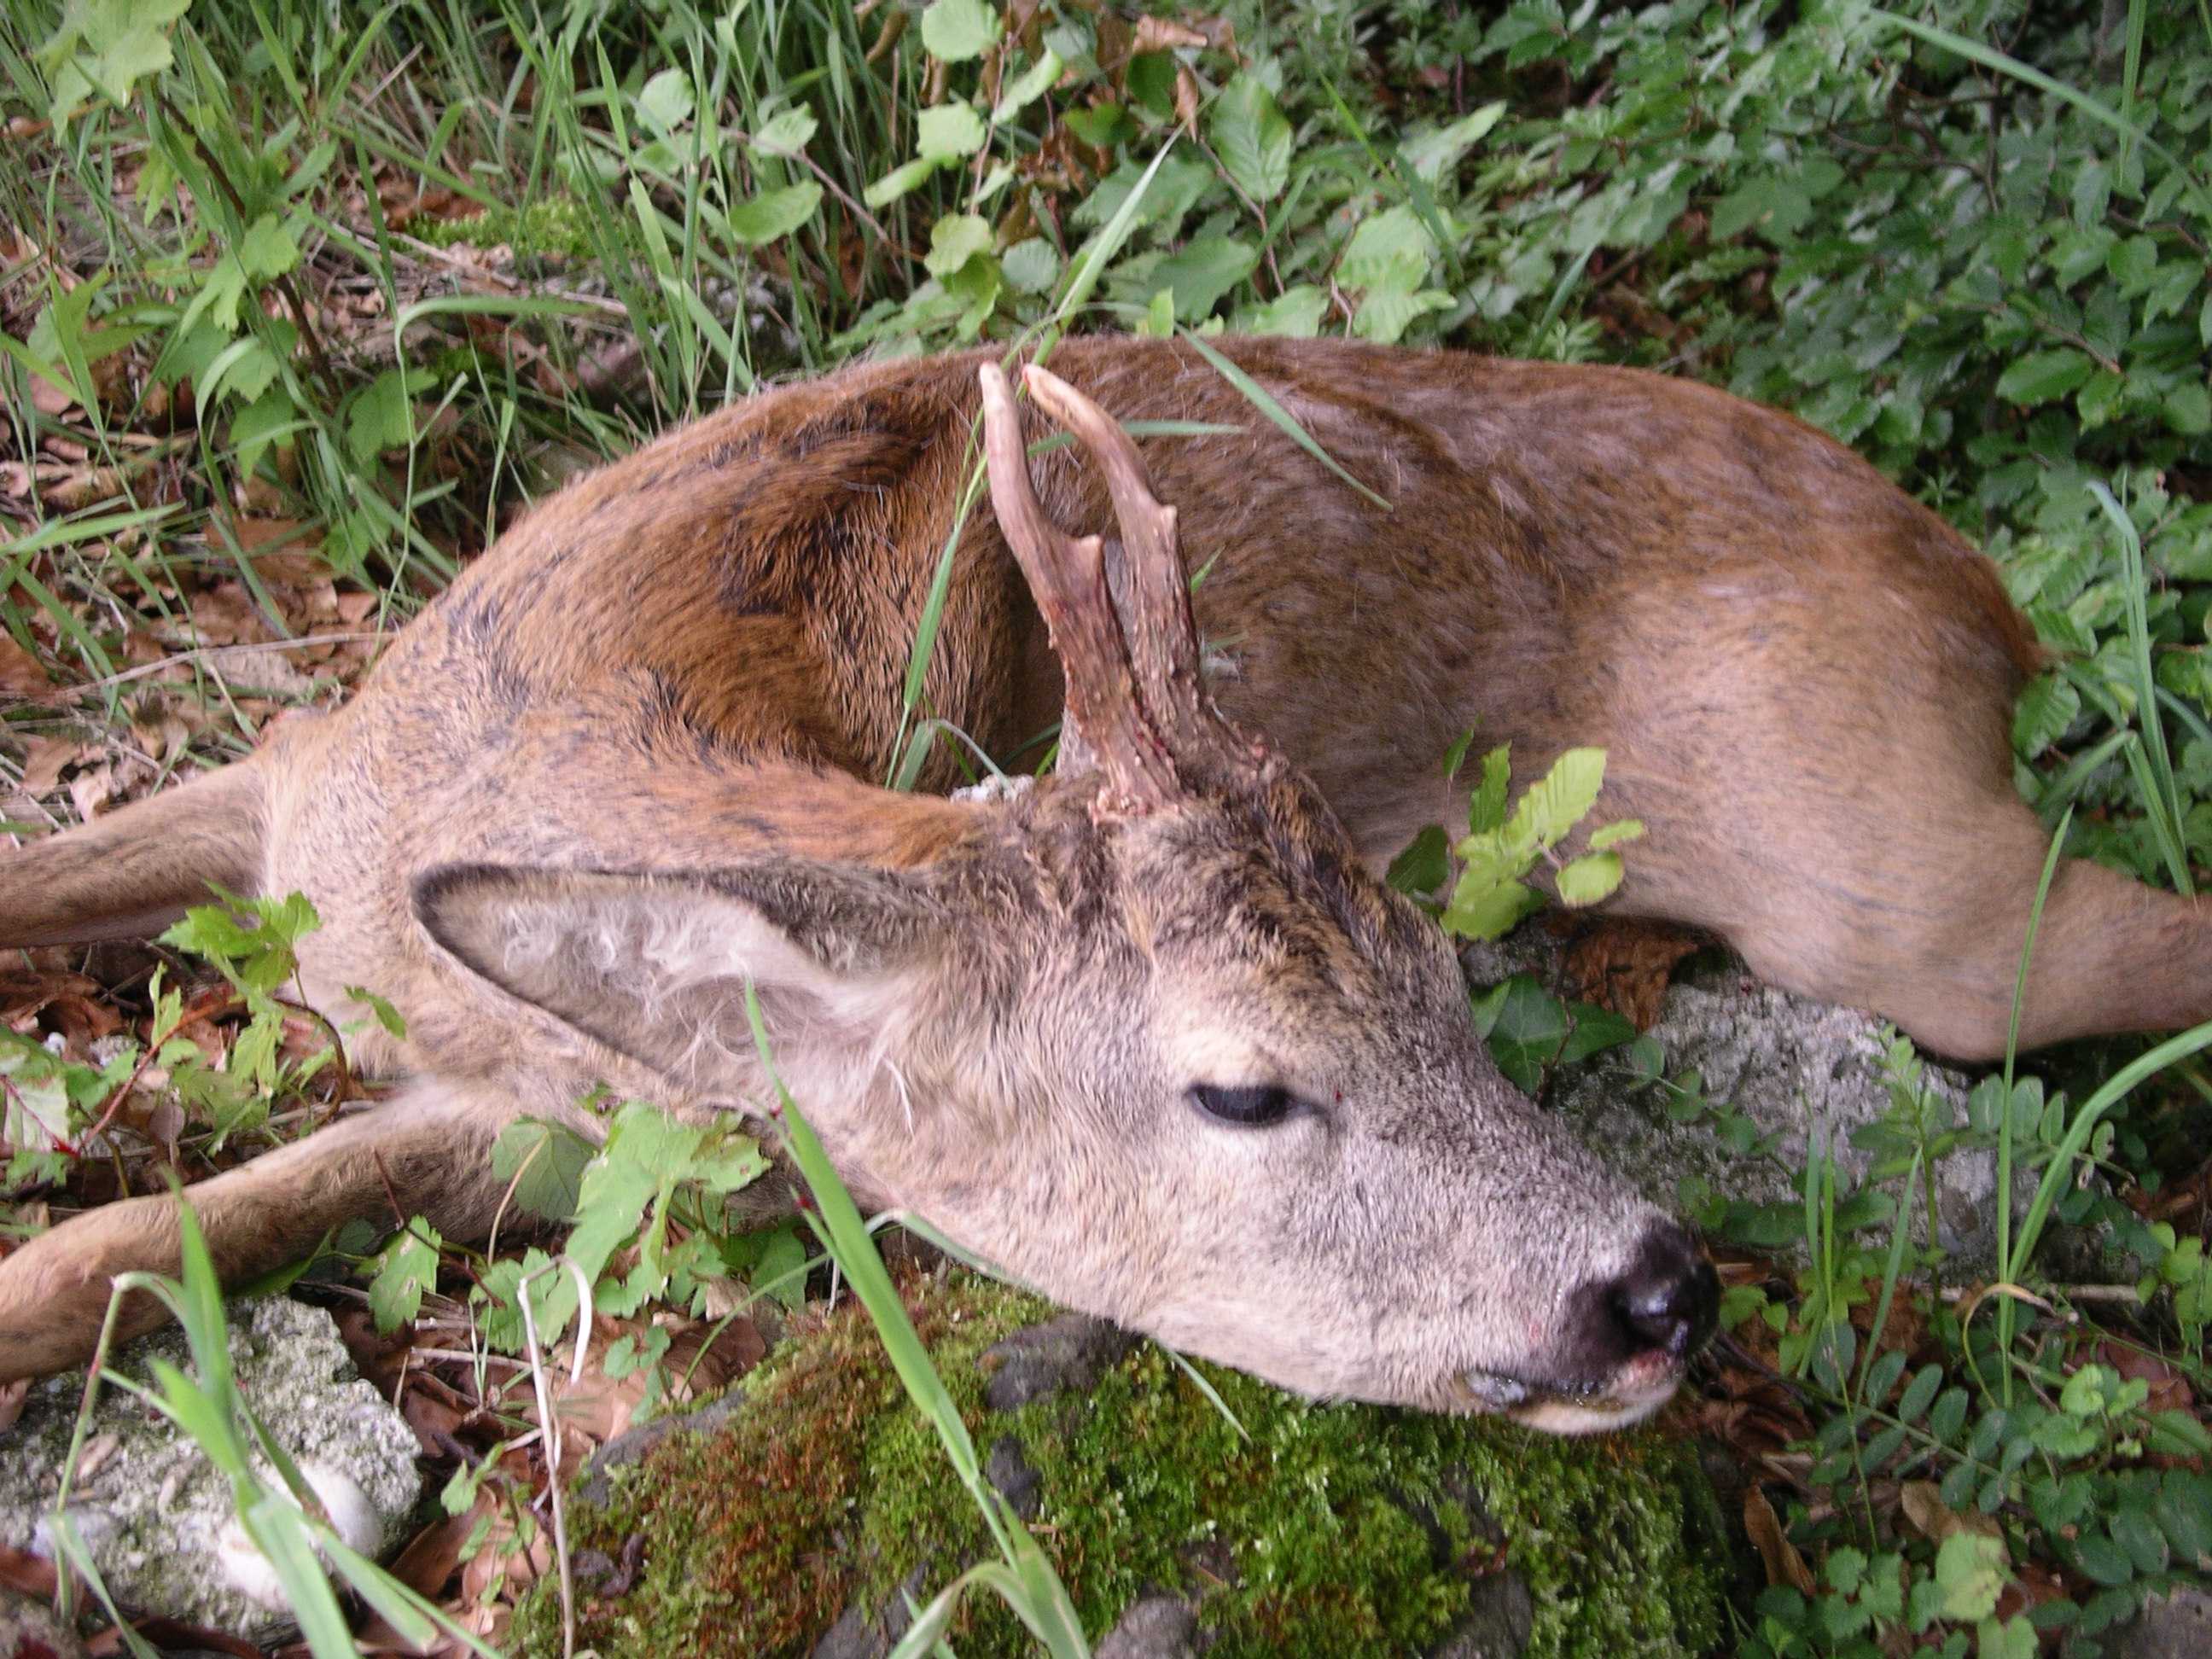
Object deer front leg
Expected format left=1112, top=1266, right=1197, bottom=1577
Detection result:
left=0, top=1077, right=527, bottom=1380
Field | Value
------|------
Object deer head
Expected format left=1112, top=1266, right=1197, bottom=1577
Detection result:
left=419, top=363, right=1715, bottom=1432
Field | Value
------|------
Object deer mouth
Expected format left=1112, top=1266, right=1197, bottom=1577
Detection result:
left=1448, top=1343, right=1695, bottom=1435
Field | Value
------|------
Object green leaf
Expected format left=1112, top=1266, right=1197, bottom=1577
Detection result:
left=1559, top=1002, right=1637, bottom=1065
left=1197, top=275, right=1285, bottom=343
left=1994, top=349, right=2094, bottom=407
left=2011, top=672, right=2080, bottom=759
left=752, top=106, right=818, bottom=154
left=368, top=1224, right=442, bottom=1333
left=491, top=1118, right=595, bottom=1222
left=635, top=68, right=695, bottom=137
left=725, top=182, right=822, bottom=245
left=1935, top=1532, right=2008, bottom=1621
left=993, top=50, right=1064, bottom=122
left=920, top=0, right=1001, bottom=63
left=1447, top=875, right=1541, bottom=942
left=1338, top=205, right=1437, bottom=293
left=864, top=157, right=941, bottom=208
left=238, top=214, right=300, bottom=280
left=1516, top=747, right=1607, bottom=847
left=1472, top=975, right=1570, bottom=1093
left=1149, top=236, right=1257, bottom=320
left=1556, top=851, right=1622, bottom=906
left=1401, top=103, right=1505, bottom=181
left=1468, top=744, right=1511, bottom=833
left=1586, top=818, right=1644, bottom=852
left=342, top=985, right=408, bottom=1039
left=1208, top=73, right=1292, bottom=203
left=1000, top=238, right=1059, bottom=295
left=917, top=101, right=987, bottom=161
left=1387, top=825, right=1449, bottom=897
left=925, top=212, right=994, bottom=278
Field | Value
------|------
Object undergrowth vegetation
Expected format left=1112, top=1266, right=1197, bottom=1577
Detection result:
left=2, top=0, right=2209, bottom=1655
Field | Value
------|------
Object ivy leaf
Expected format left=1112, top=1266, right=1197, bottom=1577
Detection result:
left=1994, top=349, right=2094, bottom=406
left=920, top=0, right=1001, bottom=63
left=1470, top=975, right=1570, bottom=1094
left=725, top=182, right=822, bottom=246
left=1208, top=73, right=1292, bottom=203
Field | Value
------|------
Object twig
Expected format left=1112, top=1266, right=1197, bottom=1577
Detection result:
left=67, top=631, right=387, bottom=696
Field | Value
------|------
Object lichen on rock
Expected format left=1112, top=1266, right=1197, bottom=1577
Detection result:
left=523, top=1271, right=1737, bottom=1658
left=0, top=1295, right=422, bottom=1647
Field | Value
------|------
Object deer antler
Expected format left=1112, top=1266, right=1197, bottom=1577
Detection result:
left=977, top=361, right=1251, bottom=813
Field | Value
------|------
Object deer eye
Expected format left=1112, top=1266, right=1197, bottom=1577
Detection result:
left=1190, top=1083, right=1299, bottom=1127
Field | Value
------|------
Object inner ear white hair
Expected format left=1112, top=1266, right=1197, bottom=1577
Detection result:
left=414, top=864, right=938, bottom=1098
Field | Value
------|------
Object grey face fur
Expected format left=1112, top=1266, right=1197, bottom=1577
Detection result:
left=426, top=762, right=1715, bottom=1434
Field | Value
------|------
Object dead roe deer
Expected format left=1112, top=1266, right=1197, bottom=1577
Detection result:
left=2, top=335, right=2201, bottom=1423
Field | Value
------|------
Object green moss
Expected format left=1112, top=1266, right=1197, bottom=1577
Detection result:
left=521, top=1274, right=1735, bottom=1657
left=408, top=197, right=603, bottom=263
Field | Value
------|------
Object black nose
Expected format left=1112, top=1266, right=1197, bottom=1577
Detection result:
left=1608, top=1223, right=1719, bottom=1361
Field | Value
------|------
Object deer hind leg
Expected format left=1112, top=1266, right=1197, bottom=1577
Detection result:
left=0, top=1077, right=527, bottom=1381
left=1723, top=785, right=2212, bottom=1062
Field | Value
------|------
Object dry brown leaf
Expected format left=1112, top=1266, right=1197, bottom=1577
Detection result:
left=1743, top=1484, right=1817, bottom=1594
left=1563, top=917, right=1703, bottom=1028
left=1899, top=1479, right=2005, bottom=1546
left=17, top=736, right=81, bottom=796
left=1131, top=16, right=1209, bottom=52
left=0, top=635, right=49, bottom=701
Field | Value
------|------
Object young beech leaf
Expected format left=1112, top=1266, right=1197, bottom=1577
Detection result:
left=1448, top=874, right=1540, bottom=940
left=725, top=182, right=822, bottom=246
left=1467, top=743, right=1511, bottom=832
left=1587, top=818, right=1644, bottom=852
left=1555, top=850, right=1623, bottom=906
left=1516, top=747, right=1606, bottom=848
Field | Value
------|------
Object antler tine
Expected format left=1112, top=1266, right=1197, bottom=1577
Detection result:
left=977, top=363, right=1174, bottom=806
left=1019, top=364, right=1215, bottom=759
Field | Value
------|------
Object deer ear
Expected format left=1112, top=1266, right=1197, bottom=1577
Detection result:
left=413, top=863, right=943, bottom=1092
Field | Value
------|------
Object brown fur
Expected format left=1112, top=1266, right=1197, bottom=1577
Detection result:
left=2, top=336, right=2199, bottom=1413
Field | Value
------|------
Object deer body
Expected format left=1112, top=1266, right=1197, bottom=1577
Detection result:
left=3, top=337, right=2203, bottom=1416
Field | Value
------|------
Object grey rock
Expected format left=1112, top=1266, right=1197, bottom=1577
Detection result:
left=809, top=1565, right=926, bottom=1659
left=2104, top=1585, right=2212, bottom=1658
left=1427, top=1570, right=1534, bottom=1657
left=0, top=1296, right=422, bottom=1646
left=1094, top=1595, right=1198, bottom=1659
left=1465, top=937, right=2019, bottom=1270
left=986, top=1434, right=1042, bottom=1520
left=0, top=1586, right=88, bottom=1659
left=981, top=1313, right=1138, bottom=1411
left=573, top=1389, right=747, bottom=1511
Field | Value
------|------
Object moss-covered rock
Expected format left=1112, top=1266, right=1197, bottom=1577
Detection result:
left=521, top=1272, right=1737, bottom=1658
